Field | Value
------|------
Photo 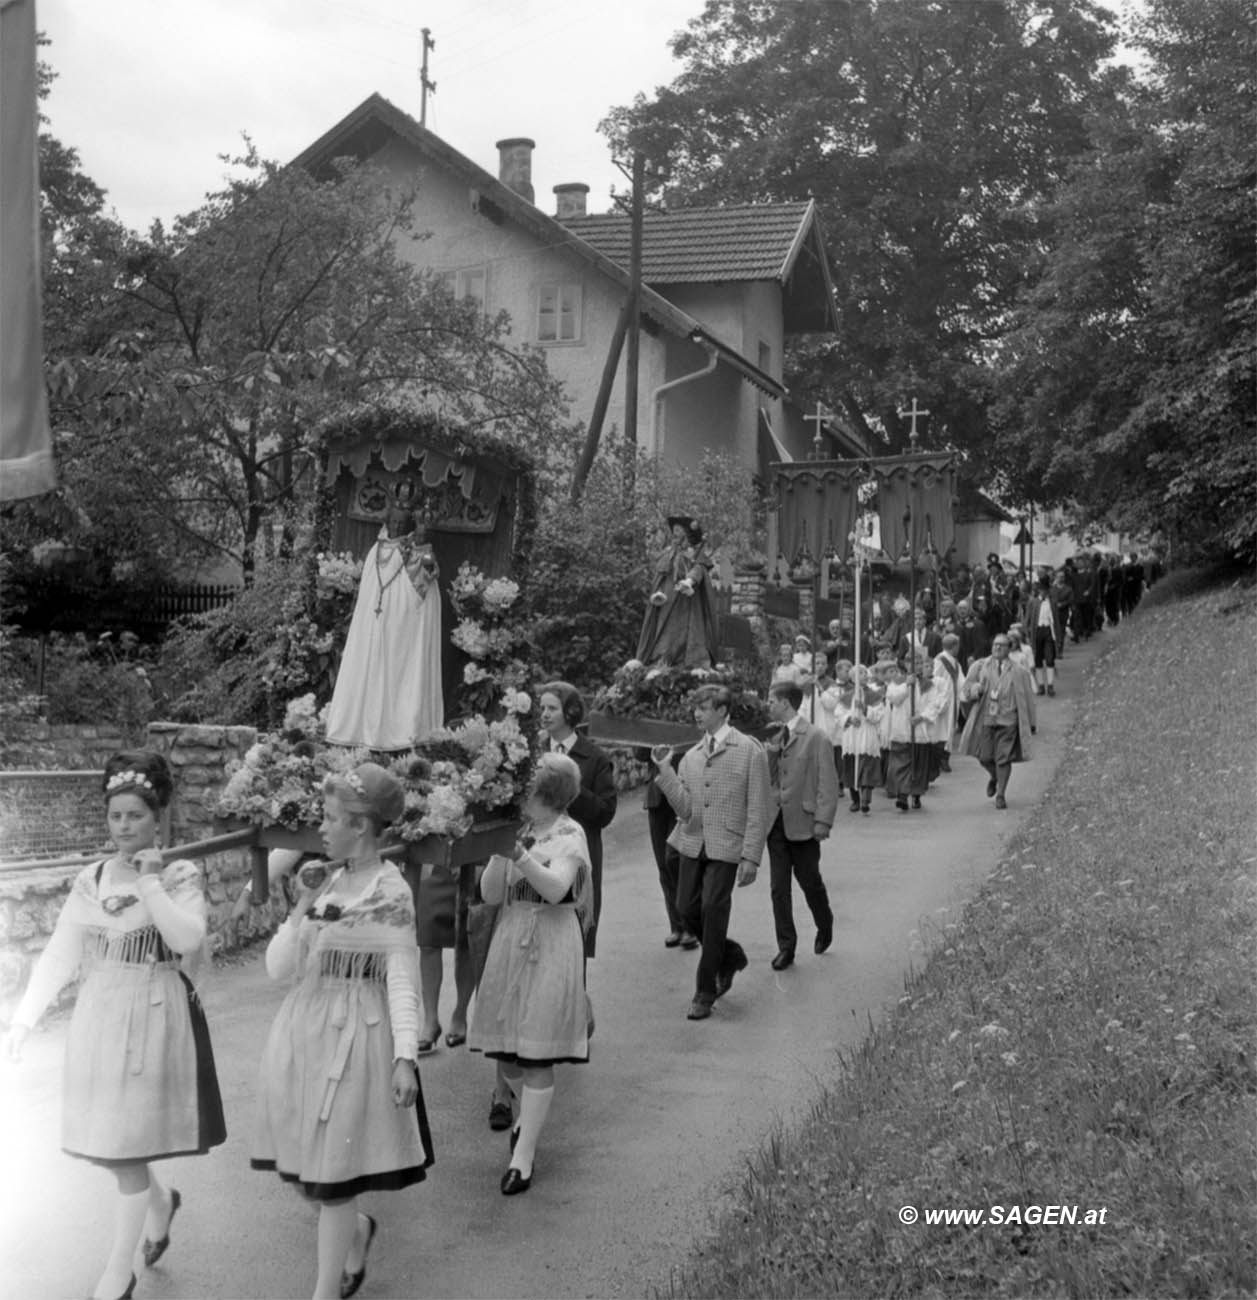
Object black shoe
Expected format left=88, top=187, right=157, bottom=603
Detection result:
left=994, top=794, right=1008, bottom=809
left=1047, top=684, right=1056, bottom=696
left=714, top=950, right=748, bottom=999
left=850, top=799, right=860, bottom=812
left=679, top=932, right=700, bottom=950
left=861, top=804, right=870, bottom=815
left=1036, top=685, right=1045, bottom=696
left=489, top=1097, right=513, bottom=1131
left=770, top=949, right=794, bottom=971
left=986, top=779, right=997, bottom=797
left=814, top=923, right=833, bottom=955
left=664, top=931, right=682, bottom=948
left=911, top=795, right=922, bottom=809
left=895, top=797, right=909, bottom=812
left=501, top=1167, right=532, bottom=1196
left=687, top=996, right=713, bottom=1020
left=141, top=1188, right=181, bottom=1267
left=339, top=1214, right=377, bottom=1299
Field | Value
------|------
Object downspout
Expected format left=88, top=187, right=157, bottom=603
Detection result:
left=651, top=333, right=719, bottom=457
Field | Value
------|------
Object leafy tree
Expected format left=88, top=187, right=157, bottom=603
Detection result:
left=602, top=0, right=1121, bottom=453
left=990, top=0, right=1256, bottom=559
left=45, top=146, right=576, bottom=581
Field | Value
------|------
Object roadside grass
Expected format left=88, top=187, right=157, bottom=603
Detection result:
left=663, top=569, right=1257, bottom=1299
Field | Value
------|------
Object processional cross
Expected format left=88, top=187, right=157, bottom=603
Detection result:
left=803, top=401, right=830, bottom=460
left=897, top=396, right=930, bottom=449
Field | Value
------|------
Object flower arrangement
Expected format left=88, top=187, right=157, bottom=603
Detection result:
left=218, top=694, right=366, bottom=830
left=218, top=565, right=539, bottom=843
left=592, top=660, right=772, bottom=734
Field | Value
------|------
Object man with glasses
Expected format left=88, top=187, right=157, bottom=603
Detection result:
left=956, top=633, right=1037, bottom=809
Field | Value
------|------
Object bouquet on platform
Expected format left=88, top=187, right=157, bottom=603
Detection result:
left=592, top=660, right=771, bottom=734
left=217, top=694, right=364, bottom=831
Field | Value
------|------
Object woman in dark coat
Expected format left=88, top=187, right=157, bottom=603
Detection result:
left=537, top=682, right=617, bottom=959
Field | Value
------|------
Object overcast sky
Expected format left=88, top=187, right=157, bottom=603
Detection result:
left=36, top=0, right=696, bottom=233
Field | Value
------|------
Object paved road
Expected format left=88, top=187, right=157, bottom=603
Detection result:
left=1, top=639, right=1101, bottom=1300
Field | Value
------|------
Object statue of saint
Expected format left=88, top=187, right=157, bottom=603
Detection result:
left=634, top=516, right=719, bottom=668
left=325, top=506, right=443, bottom=750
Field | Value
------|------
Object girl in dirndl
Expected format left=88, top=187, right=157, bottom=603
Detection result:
left=252, top=763, right=433, bottom=1300
left=468, top=752, right=593, bottom=1196
left=3, top=750, right=226, bottom=1300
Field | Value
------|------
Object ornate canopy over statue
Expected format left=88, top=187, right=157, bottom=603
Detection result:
left=315, top=405, right=537, bottom=724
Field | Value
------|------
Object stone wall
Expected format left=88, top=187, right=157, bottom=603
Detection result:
left=0, top=721, right=128, bottom=770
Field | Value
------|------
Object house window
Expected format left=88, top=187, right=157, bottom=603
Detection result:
left=438, top=266, right=487, bottom=310
left=537, top=282, right=581, bottom=342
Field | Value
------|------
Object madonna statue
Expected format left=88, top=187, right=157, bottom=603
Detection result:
left=325, top=507, right=443, bottom=750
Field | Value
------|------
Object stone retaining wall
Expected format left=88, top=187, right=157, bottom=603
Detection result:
left=0, top=721, right=128, bottom=770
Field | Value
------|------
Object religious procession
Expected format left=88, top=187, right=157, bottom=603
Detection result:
left=3, top=2, right=1251, bottom=1298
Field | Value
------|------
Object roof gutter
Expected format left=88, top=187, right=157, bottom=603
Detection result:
left=651, top=336, right=719, bottom=457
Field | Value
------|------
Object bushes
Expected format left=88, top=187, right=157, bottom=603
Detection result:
left=1, top=630, right=157, bottom=741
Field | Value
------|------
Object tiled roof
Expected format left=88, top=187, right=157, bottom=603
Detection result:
left=561, top=203, right=817, bottom=284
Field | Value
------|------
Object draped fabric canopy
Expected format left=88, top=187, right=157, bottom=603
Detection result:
left=772, top=454, right=958, bottom=573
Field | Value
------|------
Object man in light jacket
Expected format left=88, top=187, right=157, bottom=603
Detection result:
left=651, top=684, right=770, bottom=1021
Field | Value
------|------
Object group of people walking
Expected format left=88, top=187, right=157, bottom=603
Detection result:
left=6, top=555, right=1113, bottom=1296
left=5, top=739, right=595, bottom=1300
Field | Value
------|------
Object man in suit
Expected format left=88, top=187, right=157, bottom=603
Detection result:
left=651, top=684, right=770, bottom=1020
left=898, top=605, right=942, bottom=667
left=955, top=599, right=991, bottom=672
left=764, top=682, right=838, bottom=969
left=956, top=634, right=1037, bottom=809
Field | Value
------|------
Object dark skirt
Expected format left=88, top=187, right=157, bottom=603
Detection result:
left=415, top=863, right=477, bottom=950
left=884, top=742, right=931, bottom=797
left=841, top=753, right=883, bottom=789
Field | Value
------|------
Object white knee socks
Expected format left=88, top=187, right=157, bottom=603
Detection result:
left=95, top=1188, right=147, bottom=1299
left=509, top=1084, right=554, bottom=1178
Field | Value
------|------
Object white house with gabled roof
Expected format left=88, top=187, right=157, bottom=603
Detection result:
left=294, top=94, right=867, bottom=477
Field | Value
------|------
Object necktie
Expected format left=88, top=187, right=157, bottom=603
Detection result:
left=553, top=739, right=567, bottom=755
left=705, top=735, right=715, bottom=758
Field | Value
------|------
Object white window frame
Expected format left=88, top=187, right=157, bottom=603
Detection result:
left=537, top=281, right=582, bottom=343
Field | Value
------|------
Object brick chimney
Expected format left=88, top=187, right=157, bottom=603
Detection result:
left=553, top=183, right=590, bottom=219
left=495, top=137, right=535, bottom=203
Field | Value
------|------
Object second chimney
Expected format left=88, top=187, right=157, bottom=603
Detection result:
left=553, top=183, right=590, bottom=219
left=496, top=137, right=535, bottom=203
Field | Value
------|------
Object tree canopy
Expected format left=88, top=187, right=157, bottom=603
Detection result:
left=603, top=0, right=1123, bottom=454
left=990, top=0, right=1256, bottom=559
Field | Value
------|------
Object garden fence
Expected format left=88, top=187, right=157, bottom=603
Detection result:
left=0, top=770, right=109, bottom=868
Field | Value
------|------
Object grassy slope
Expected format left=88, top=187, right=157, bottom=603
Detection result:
left=666, top=571, right=1257, bottom=1299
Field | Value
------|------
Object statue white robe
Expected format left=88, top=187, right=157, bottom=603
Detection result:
left=325, top=530, right=442, bottom=751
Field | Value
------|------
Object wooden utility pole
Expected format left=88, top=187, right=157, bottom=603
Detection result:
left=420, top=28, right=436, bottom=126
left=624, top=151, right=644, bottom=452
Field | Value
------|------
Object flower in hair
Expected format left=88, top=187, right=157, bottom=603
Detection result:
left=343, top=770, right=368, bottom=799
left=106, top=770, right=154, bottom=794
